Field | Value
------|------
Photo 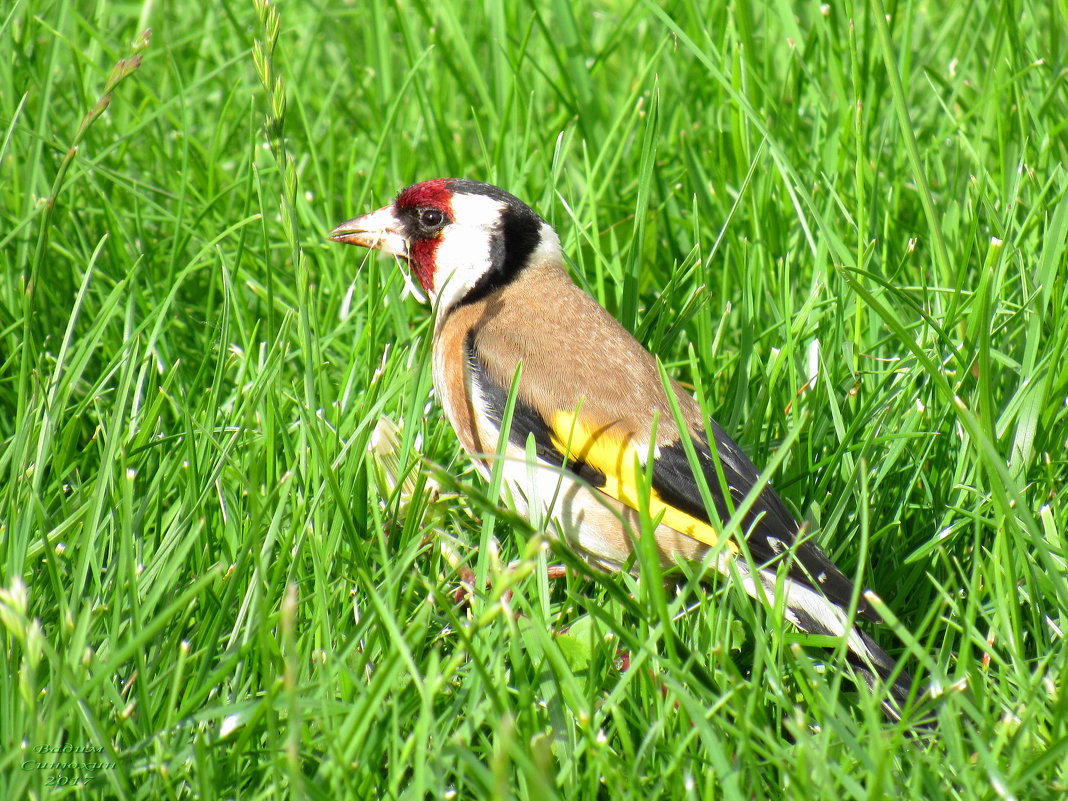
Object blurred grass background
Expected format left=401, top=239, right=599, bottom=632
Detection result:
left=1, top=0, right=1067, bottom=798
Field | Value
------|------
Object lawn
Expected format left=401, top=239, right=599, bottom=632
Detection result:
left=1, top=0, right=1066, bottom=798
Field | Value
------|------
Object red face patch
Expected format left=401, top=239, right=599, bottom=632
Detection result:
left=395, top=178, right=453, bottom=212
left=409, top=239, right=438, bottom=291
left=395, top=179, right=455, bottom=292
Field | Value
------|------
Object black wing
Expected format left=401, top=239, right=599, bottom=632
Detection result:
left=650, top=421, right=879, bottom=622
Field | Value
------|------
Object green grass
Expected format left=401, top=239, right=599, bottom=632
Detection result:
left=2, top=0, right=1067, bottom=797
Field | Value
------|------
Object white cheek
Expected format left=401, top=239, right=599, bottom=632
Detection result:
left=428, top=194, right=507, bottom=312
left=430, top=225, right=495, bottom=312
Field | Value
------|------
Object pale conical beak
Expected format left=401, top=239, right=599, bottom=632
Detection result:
left=328, top=205, right=408, bottom=258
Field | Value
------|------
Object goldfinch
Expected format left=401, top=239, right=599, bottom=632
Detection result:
left=331, top=178, right=918, bottom=721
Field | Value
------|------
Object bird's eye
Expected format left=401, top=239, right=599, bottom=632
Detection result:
left=418, top=207, right=445, bottom=230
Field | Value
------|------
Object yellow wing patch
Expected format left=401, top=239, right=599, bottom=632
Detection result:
left=549, top=410, right=731, bottom=551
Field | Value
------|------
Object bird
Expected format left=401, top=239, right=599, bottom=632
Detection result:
left=330, top=177, right=919, bottom=723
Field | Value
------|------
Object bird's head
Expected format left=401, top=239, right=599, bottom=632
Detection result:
left=330, top=179, right=561, bottom=313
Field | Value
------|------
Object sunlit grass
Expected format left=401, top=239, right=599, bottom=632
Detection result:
left=1, top=0, right=1066, bottom=798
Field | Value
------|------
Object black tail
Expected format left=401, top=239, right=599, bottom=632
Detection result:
left=848, top=627, right=919, bottom=723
